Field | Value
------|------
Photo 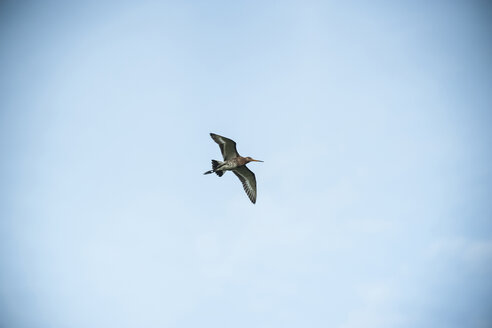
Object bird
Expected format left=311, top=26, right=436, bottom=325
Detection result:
left=204, top=133, right=263, bottom=204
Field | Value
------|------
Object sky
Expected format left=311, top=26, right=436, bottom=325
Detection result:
left=1, top=1, right=492, bottom=327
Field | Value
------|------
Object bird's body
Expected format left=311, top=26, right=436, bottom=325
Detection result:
left=211, top=157, right=251, bottom=172
left=204, top=133, right=263, bottom=204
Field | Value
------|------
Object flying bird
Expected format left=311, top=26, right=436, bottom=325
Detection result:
left=204, top=133, right=263, bottom=204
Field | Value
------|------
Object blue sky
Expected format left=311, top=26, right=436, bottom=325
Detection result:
left=1, top=1, right=491, bottom=327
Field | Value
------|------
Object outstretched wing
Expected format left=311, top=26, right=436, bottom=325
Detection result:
left=210, top=133, right=239, bottom=160
left=233, top=166, right=257, bottom=204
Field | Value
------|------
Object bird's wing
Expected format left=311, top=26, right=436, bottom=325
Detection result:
left=210, top=133, right=239, bottom=160
left=233, top=166, right=257, bottom=204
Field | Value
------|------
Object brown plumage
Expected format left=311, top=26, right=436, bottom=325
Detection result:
left=203, top=133, right=263, bottom=204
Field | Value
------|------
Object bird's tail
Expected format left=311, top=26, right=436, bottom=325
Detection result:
left=203, top=160, right=224, bottom=177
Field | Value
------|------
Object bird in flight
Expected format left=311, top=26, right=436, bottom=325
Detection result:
left=204, top=133, right=263, bottom=204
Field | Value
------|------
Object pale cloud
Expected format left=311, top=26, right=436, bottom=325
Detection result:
left=339, top=282, right=408, bottom=328
left=428, top=237, right=492, bottom=265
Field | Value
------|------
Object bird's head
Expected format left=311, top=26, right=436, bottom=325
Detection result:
left=245, top=157, right=264, bottom=163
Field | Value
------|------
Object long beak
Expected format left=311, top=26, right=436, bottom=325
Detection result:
left=252, top=159, right=264, bottom=162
